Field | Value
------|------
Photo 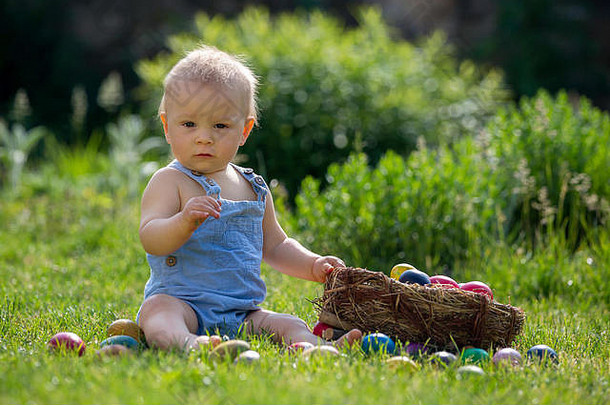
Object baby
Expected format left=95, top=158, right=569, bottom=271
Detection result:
left=137, top=45, right=362, bottom=351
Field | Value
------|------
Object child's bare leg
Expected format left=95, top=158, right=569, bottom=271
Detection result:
left=138, top=294, right=220, bottom=351
left=244, top=309, right=362, bottom=347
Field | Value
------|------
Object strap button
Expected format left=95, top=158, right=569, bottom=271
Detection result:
left=166, top=256, right=177, bottom=267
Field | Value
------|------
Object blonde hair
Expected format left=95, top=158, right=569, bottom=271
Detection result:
left=159, top=45, right=259, bottom=123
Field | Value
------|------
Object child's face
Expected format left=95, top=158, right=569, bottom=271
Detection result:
left=161, top=81, right=254, bottom=175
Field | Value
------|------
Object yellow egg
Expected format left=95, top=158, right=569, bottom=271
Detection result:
left=386, top=356, right=420, bottom=371
left=107, top=319, right=145, bottom=343
left=390, top=263, right=417, bottom=280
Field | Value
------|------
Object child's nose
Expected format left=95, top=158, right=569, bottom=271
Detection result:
left=195, top=129, right=213, bottom=144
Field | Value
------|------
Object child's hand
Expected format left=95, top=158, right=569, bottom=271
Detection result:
left=180, top=196, right=221, bottom=231
left=311, top=256, right=345, bottom=283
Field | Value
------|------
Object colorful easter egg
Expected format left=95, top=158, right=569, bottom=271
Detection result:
left=460, top=281, right=493, bottom=300
left=390, top=263, right=417, bottom=280
left=386, top=356, right=420, bottom=371
left=48, top=332, right=86, bottom=356
left=312, top=322, right=331, bottom=338
left=302, top=345, right=340, bottom=359
left=287, top=342, right=315, bottom=354
left=96, top=344, right=132, bottom=358
left=107, top=319, right=145, bottom=343
left=361, top=333, right=396, bottom=355
left=398, top=269, right=430, bottom=286
left=209, top=340, right=251, bottom=362
left=404, top=342, right=429, bottom=359
left=457, top=365, right=485, bottom=376
left=100, top=335, right=140, bottom=350
left=492, top=348, right=522, bottom=366
left=430, top=351, right=458, bottom=366
left=460, top=347, right=490, bottom=364
left=429, top=275, right=460, bottom=289
left=234, top=350, right=260, bottom=364
left=527, top=345, right=558, bottom=364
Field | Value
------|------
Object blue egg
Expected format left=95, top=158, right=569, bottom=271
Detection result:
left=361, top=333, right=396, bottom=355
left=526, top=344, right=558, bottom=364
left=100, top=335, right=140, bottom=350
left=398, top=269, right=430, bottom=285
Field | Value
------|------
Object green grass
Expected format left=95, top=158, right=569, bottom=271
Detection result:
left=1, top=187, right=609, bottom=404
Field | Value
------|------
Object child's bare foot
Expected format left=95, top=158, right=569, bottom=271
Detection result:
left=333, top=329, right=362, bottom=348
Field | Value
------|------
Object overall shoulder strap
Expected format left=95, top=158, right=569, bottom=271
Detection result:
left=167, top=160, right=221, bottom=196
left=230, top=163, right=268, bottom=201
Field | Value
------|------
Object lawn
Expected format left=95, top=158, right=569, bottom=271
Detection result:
left=0, top=185, right=608, bottom=405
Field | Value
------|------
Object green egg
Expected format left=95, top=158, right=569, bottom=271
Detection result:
left=460, top=348, right=490, bottom=364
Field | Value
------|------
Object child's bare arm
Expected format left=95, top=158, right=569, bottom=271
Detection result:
left=139, top=169, right=221, bottom=256
left=262, top=192, right=344, bottom=282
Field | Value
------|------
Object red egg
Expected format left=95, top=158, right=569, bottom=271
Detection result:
left=312, top=322, right=331, bottom=338
left=429, top=275, right=460, bottom=289
left=460, top=281, right=493, bottom=300
left=48, top=332, right=86, bottom=356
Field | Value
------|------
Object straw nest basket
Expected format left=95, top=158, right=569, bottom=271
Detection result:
left=312, top=267, right=525, bottom=350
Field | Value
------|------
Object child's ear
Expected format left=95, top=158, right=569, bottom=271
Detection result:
left=240, top=118, right=255, bottom=146
left=160, top=114, right=169, bottom=141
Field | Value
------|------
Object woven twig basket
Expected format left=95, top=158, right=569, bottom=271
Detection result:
left=312, top=267, right=525, bottom=350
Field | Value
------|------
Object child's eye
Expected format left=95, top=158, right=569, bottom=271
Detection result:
left=182, top=121, right=196, bottom=128
left=214, top=123, right=228, bottom=129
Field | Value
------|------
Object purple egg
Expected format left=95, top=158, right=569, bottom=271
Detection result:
left=404, top=342, right=429, bottom=358
left=492, top=348, right=522, bottom=366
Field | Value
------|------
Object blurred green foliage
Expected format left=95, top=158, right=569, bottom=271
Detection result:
left=136, top=7, right=508, bottom=198
left=285, top=91, right=609, bottom=273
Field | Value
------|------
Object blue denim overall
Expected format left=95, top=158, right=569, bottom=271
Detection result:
left=140, top=160, right=268, bottom=337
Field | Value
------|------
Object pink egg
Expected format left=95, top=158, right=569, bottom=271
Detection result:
left=460, top=281, right=493, bottom=300
left=492, top=348, right=522, bottom=366
left=48, top=332, right=86, bottom=356
left=287, top=341, right=315, bottom=354
left=429, top=275, right=460, bottom=289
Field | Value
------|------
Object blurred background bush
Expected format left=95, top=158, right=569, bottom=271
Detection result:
left=1, top=1, right=608, bottom=276
left=136, top=7, right=507, bottom=197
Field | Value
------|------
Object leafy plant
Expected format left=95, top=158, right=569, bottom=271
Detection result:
left=291, top=140, right=501, bottom=273
left=485, top=90, right=610, bottom=249
left=106, top=114, right=167, bottom=197
left=0, top=120, right=45, bottom=190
